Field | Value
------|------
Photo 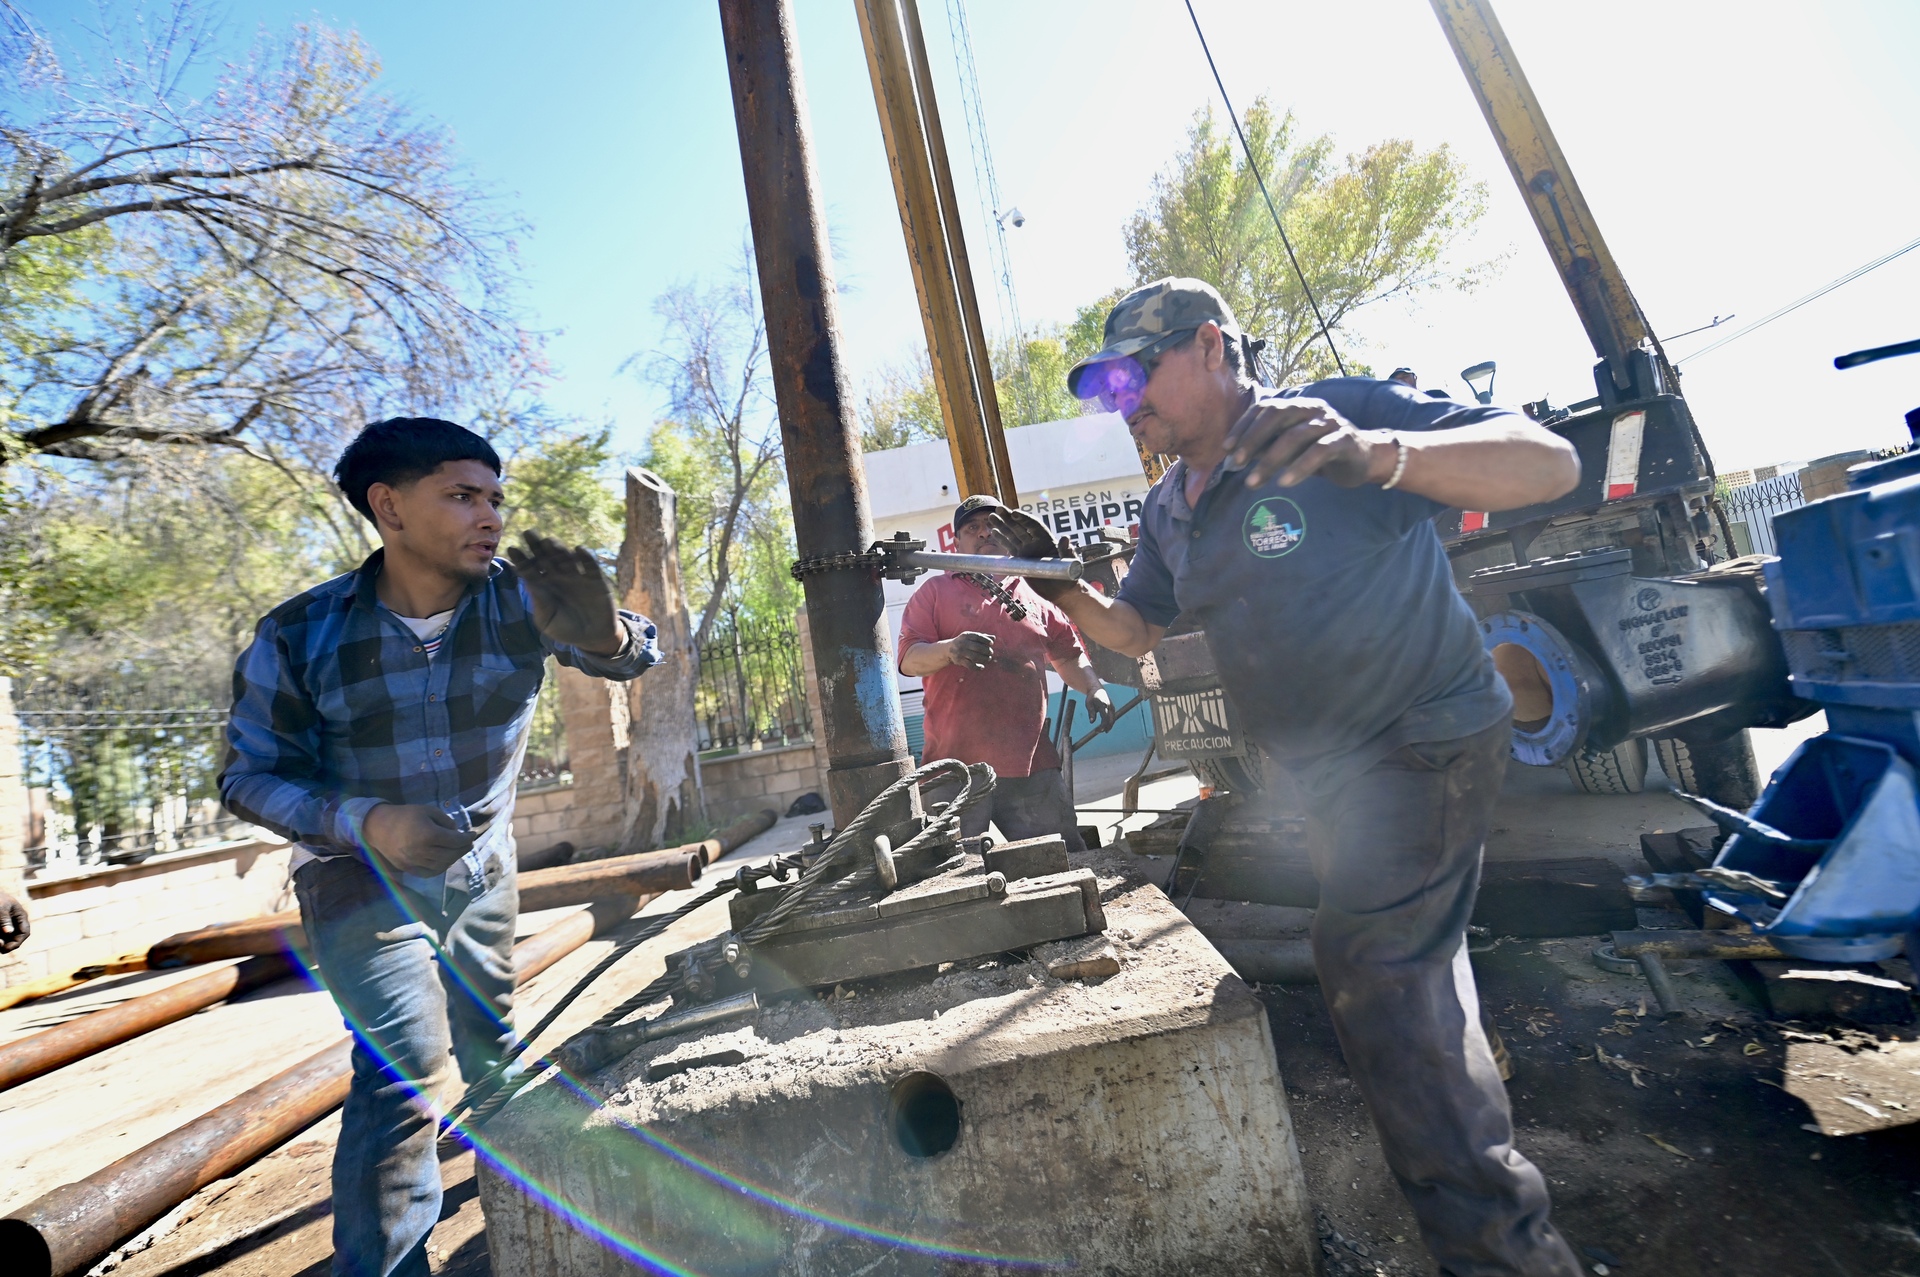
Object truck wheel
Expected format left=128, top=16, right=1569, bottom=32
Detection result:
left=1565, top=738, right=1648, bottom=794
left=1193, top=753, right=1267, bottom=797
left=1654, top=731, right=1760, bottom=810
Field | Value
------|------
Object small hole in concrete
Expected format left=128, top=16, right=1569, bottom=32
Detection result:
left=890, top=1071, right=961, bottom=1157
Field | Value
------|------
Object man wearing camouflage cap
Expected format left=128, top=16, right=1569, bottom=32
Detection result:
left=1029, top=278, right=1584, bottom=1275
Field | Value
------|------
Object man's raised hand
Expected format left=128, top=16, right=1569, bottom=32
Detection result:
left=1225, top=396, right=1396, bottom=491
left=506, top=531, right=623, bottom=655
left=362, top=803, right=479, bottom=879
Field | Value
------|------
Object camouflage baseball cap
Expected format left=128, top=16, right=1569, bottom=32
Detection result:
left=1066, top=277, right=1243, bottom=396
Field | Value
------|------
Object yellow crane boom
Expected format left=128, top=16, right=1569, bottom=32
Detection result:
left=1429, top=0, right=1672, bottom=406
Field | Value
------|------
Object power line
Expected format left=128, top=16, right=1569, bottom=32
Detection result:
left=1678, top=233, right=1920, bottom=365
left=1182, top=0, right=1345, bottom=377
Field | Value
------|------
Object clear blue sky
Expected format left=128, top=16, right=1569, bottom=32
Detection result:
left=25, top=0, right=1920, bottom=473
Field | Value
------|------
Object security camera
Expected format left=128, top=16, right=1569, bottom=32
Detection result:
left=997, top=206, right=1025, bottom=229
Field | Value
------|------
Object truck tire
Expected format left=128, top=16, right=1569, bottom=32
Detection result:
left=1654, top=731, right=1760, bottom=810
left=1564, top=737, right=1648, bottom=794
left=1192, top=753, right=1267, bottom=797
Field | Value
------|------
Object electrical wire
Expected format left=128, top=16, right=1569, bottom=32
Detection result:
left=1678, top=233, right=1920, bottom=365
left=1182, top=0, right=1346, bottom=377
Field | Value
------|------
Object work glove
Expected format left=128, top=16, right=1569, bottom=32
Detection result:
left=1085, top=686, right=1119, bottom=733
left=993, top=508, right=1078, bottom=602
left=0, top=890, right=29, bottom=953
left=506, top=531, right=625, bottom=655
left=946, top=631, right=995, bottom=670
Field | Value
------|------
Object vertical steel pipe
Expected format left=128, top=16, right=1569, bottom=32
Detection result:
left=717, top=0, right=913, bottom=825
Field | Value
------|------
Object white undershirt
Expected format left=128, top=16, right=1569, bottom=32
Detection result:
left=396, top=609, right=456, bottom=658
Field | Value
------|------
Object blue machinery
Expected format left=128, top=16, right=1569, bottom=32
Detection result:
left=1704, top=452, right=1920, bottom=960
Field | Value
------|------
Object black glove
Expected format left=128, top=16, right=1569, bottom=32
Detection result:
left=0, top=890, right=30, bottom=953
left=1085, top=686, right=1119, bottom=732
left=946, top=632, right=995, bottom=669
left=994, top=509, right=1078, bottom=602
left=506, top=531, right=624, bottom=655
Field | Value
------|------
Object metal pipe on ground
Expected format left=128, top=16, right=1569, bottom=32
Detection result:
left=1210, top=939, right=1320, bottom=985
left=0, top=895, right=651, bottom=1277
left=688, top=807, right=778, bottom=866
left=0, top=954, right=297, bottom=1093
left=719, top=0, right=915, bottom=826
left=144, top=846, right=703, bottom=968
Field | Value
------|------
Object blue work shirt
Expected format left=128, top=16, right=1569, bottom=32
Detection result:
left=1116, top=377, right=1516, bottom=799
left=219, top=549, right=661, bottom=897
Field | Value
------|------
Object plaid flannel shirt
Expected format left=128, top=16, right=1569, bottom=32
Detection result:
left=219, top=549, right=661, bottom=895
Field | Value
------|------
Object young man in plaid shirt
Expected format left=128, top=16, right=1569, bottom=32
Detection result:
left=220, top=418, right=660, bottom=1277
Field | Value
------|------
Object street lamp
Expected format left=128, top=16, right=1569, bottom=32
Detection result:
left=1461, top=360, right=1497, bottom=405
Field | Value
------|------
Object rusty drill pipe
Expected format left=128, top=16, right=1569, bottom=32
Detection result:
left=516, top=850, right=699, bottom=912
left=693, top=807, right=779, bottom=865
left=719, top=0, right=914, bottom=826
left=0, top=1037, right=356, bottom=1277
left=147, top=847, right=704, bottom=968
left=0, top=953, right=298, bottom=1094
left=0, top=897, right=648, bottom=1277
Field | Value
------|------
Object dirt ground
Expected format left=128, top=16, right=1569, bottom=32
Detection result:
left=34, top=725, right=1920, bottom=1276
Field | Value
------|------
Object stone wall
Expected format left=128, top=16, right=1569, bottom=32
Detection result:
left=700, top=743, right=825, bottom=826
left=0, top=839, right=294, bottom=989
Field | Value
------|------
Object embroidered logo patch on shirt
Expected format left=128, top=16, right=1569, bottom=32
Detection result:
left=1243, top=496, right=1306, bottom=558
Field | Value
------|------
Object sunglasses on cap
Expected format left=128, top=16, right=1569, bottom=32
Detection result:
left=1072, top=329, right=1198, bottom=418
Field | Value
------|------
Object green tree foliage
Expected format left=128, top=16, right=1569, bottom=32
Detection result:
left=857, top=326, right=1098, bottom=454
left=1124, top=100, right=1492, bottom=385
left=500, top=427, right=624, bottom=560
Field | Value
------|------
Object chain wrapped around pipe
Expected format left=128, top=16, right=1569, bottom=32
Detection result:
left=446, top=759, right=996, bottom=1135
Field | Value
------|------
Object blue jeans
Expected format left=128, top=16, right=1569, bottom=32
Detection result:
left=294, top=852, right=517, bottom=1277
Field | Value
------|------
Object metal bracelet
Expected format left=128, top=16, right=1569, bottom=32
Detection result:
left=1380, top=433, right=1410, bottom=490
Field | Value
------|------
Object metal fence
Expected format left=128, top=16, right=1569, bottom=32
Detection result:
left=1718, top=470, right=1805, bottom=557
left=696, top=612, right=812, bottom=754
left=17, top=699, right=248, bottom=871
left=518, top=662, right=571, bottom=791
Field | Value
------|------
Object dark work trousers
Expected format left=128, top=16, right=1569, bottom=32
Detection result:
left=294, top=853, right=517, bottom=1277
left=1303, top=718, right=1580, bottom=1277
left=928, top=768, right=1086, bottom=852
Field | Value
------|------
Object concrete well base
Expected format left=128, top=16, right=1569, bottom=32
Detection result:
left=476, top=864, right=1315, bottom=1275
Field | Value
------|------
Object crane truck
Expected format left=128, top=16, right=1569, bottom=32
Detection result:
left=1077, top=0, right=1815, bottom=812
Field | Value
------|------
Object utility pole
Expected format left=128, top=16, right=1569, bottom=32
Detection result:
left=855, top=0, right=1017, bottom=505
left=718, top=0, right=913, bottom=824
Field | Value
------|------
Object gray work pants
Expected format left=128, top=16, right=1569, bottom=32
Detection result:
left=927, top=768, right=1086, bottom=853
left=1303, top=719, right=1580, bottom=1277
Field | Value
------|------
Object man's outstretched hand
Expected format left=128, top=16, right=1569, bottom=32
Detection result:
left=506, top=531, right=624, bottom=655
left=362, top=803, right=479, bottom=879
left=0, top=890, right=29, bottom=953
left=1085, top=686, right=1120, bottom=733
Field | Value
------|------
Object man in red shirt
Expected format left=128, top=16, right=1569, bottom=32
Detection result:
left=898, top=495, right=1116, bottom=850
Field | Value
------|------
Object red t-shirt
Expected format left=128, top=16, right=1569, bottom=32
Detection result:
left=897, top=572, right=1087, bottom=778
